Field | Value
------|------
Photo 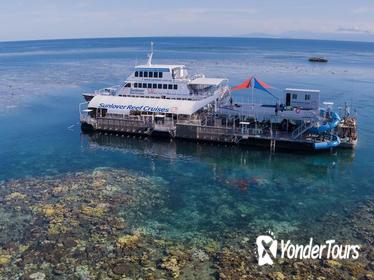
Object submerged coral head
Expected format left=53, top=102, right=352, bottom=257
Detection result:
left=228, top=179, right=249, bottom=192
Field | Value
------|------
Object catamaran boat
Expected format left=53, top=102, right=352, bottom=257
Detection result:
left=80, top=43, right=357, bottom=152
left=80, top=43, right=229, bottom=132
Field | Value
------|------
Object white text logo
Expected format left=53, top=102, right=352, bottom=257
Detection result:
left=256, top=234, right=360, bottom=266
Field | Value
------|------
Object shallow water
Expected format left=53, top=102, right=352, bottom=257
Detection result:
left=0, top=37, right=373, bottom=278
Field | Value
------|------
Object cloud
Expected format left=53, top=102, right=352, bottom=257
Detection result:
left=182, top=7, right=259, bottom=16
left=0, top=1, right=374, bottom=42
left=336, top=27, right=373, bottom=34
left=352, top=7, right=371, bottom=14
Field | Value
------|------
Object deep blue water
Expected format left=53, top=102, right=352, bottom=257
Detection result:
left=0, top=37, right=373, bottom=242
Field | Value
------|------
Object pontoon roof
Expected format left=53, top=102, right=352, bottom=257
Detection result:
left=285, top=88, right=320, bottom=93
left=189, top=78, right=227, bottom=86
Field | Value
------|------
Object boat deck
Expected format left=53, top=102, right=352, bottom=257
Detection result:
left=80, top=114, right=332, bottom=152
left=218, top=103, right=319, bottom=122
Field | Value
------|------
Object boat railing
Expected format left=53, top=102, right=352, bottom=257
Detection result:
left=195, top=125, right=280, bottom=142
left=291, top=120, right=317, bottom=139
left=189, top=89, right=215, bottom=98
left=95, top=117, right=153, bottom=131
left=119, top=92, right=215, bottom=101
left=94, top=85, right=121, bottom=96
left=188, top=84, right=229, bottom=100
left=176, top=119, right=201, bottom=125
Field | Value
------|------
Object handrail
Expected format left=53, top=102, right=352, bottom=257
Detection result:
left=79, top=102, right=88, bottom=115
left=291, top=120, right=318, bottom=139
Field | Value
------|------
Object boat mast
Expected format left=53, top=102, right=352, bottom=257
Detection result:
left=251, top=77, right=254, bottom=113
left=147, top=42, right=154, bottom=66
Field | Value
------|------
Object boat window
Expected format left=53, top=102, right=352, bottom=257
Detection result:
left=158, top=84, right=162, bottom=89
left=159, top=72, right=163, bottom=78
left=135, top=71, right=138, bottom=77
left=168, top=84, right=173, bottom=90
left=154, top=72, right=158, bottom=78
left=125, top=83, right=131, bottom=88
left=163, top=84, right=167, bottom=89
left=139, top=71, right=143, bottom=77
left=147, top=83, right=152, bottom=88
left=305, top=94, right=311, bottom=100
left=174, top=84, right=178, bottom=90
left=292, top=94, right=297, bottom=100
left=100, top=108, right=107, bottom=118
left=143, top=83, right=147, bottom=88
left=134, top=83, right=138, bottom=88
left=144, top=72, right=148, bottom=78
left=149, top=72, right=153, bottom=78
left=153, top=83, right=157, bottom=89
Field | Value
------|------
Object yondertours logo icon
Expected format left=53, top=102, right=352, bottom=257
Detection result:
left=255, top=233, right=360, bottom=266
left=256, top=232, right=278, bottom=266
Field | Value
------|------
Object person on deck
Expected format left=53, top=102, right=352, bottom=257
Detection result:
left=275, top=102, right=279, bottom=116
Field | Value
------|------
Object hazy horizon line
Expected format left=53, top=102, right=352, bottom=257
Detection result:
left=1, top=35, right=374, bottom=45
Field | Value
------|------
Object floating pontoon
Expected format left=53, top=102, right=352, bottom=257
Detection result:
left=79, top=43, right=357, bottom=152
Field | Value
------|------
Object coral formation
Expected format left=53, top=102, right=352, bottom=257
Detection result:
left=0, top=168, right=372, bottom=279
left=5, top=192, right=27, bottom=201
left=117, top=232, right=140, bottom=248
left=0, top=255, right=11, bottom=266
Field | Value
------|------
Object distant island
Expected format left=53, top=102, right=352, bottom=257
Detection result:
left=240, top=30, right=374, bottom=43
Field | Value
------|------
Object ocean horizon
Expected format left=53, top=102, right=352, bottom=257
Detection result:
left=2, top=35, right=374, bottom=44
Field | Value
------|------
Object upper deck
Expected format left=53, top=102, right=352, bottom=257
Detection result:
left=132, top=64, right=188, bottom=80
left=115, top=62, right=227, bottom=100
left=85, top=43, right=228, bottom=101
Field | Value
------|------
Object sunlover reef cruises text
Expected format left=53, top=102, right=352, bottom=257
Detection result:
left=99, top=103, right=169, bottom=113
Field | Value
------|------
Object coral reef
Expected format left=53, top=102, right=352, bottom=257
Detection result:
left=0, top=168, right=372, bottom=279
left=117, top=232, right=140, bottom=248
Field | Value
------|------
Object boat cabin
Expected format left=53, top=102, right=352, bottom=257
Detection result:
left=284, top=88, right=320, bottom=110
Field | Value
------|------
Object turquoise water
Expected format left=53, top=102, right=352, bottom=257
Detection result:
left=0, top=37, right=374, bottom=244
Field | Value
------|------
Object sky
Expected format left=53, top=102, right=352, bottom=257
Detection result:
left=1, top=0, right=374, bottom=42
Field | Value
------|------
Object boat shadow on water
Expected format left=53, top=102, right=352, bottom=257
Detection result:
left=81, top=130, right=356, bottom=165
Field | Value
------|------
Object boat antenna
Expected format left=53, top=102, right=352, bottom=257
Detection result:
left=147, top=41, right=154, bottom=66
